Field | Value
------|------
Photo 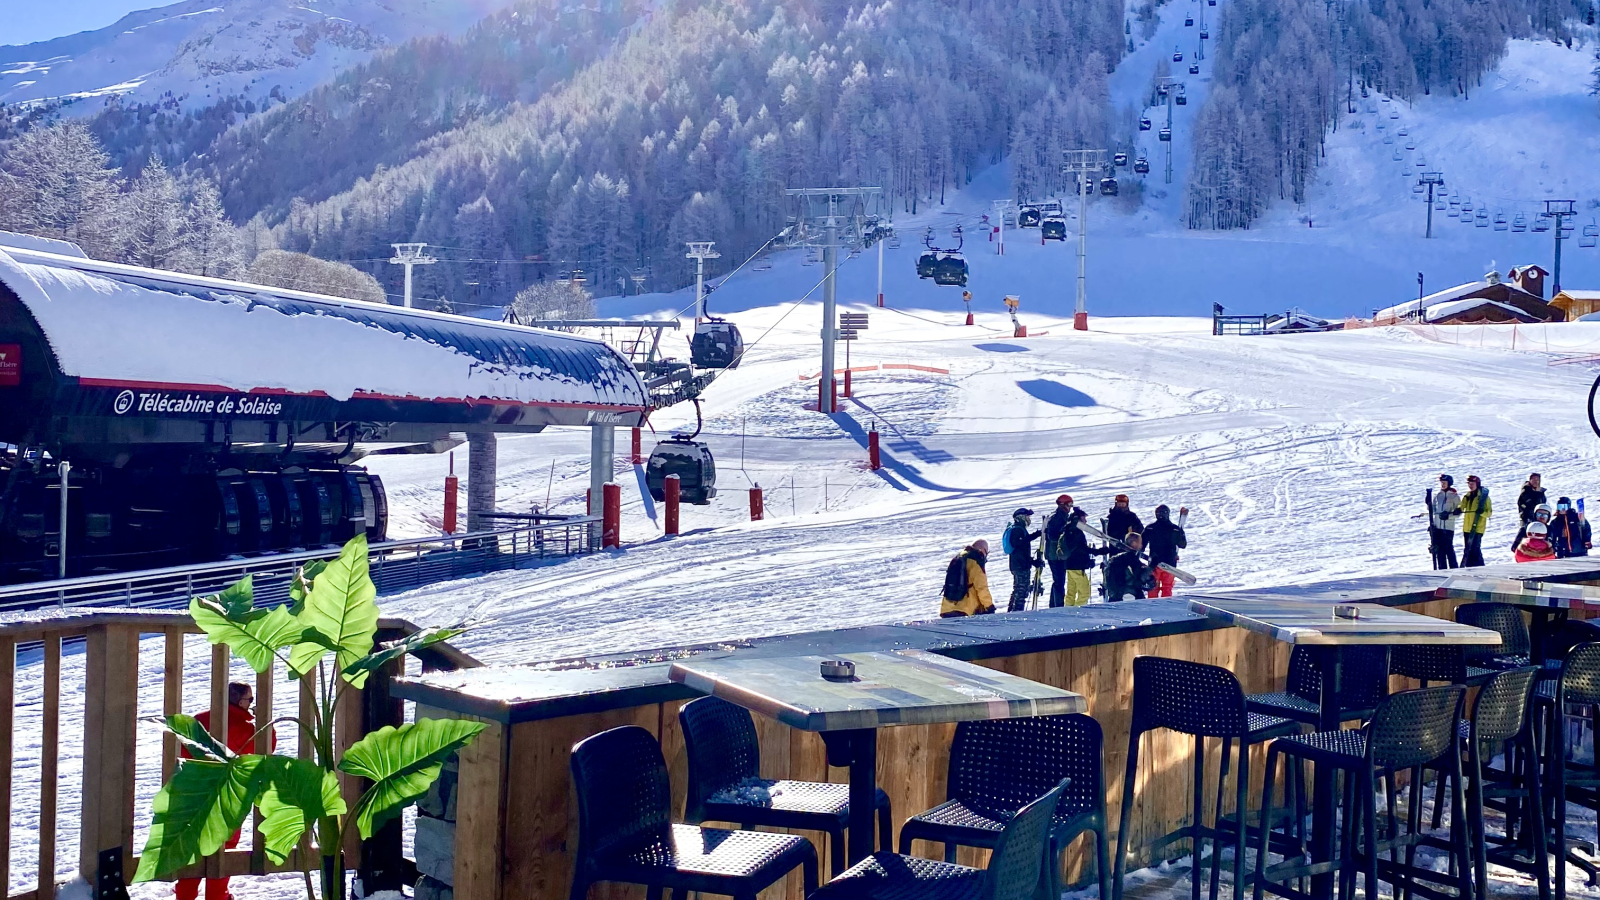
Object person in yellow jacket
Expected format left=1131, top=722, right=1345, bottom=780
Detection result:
left=1458, top=475, right=1492, bottom=567
left=940, top=539, right=996, bottom=617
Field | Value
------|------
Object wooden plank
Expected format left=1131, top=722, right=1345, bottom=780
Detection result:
left=0, top=637, right=14, bottom=892
left=78, top=625, right=142, bottom=881
left=337, top=676, right=365, bottom=864
left=205, top=643, right=229, bottom=881
left=299, top=674, right=315, bottom=760
left=251, top=663, right=275, bottom=874
left=452, top=714, right=508, bottom=900
left=38, top=635, right=60, bottom=900
left=162, top=629, right=183, bottom=782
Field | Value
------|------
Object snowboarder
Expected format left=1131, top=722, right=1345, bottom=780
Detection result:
left=1106, top=494, right=1144, bottom=542
left=1515, top=521, right=1557, bottom=563
left=1003, top=508, right=1042, bottom=612
left=1104, top=531, right=1152, bottom=601
left=1042, top=495, right=1075, bottom=607
left=1429, top=475, right=1460, bottom=569
left=1143, top=505, right=1188, bottom=598
left=1458, top=475, right=1491, bottom=567
left=1513, top=473, right=1547, bottom=550
left=940, top=539, right=995, bottom=617
left=1552, top=497, right=1591, bottom=558
left=176, top=682, right=276, bottom=900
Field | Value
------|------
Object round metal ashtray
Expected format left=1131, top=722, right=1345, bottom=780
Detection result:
left=820, top=659, right=856, bottom=681
left=1333, top=605, right=1361, bottom=620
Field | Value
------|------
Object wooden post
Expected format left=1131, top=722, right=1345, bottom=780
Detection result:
left=452, top=719, right=507, bottom=900
left=0, top=637, right=14, bottom=892
left=251, top=664, right=276, bottom=874
left=358, top=636, right=409, bottom=893
left=40, top=635, right=61, bottom=900
left=80, top=625, right=142, bottom=883
left=337, top=675, right=366, bottom=865
left=162, top=630, right=184, bottom=782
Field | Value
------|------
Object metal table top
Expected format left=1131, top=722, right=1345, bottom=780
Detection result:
left=1437, top=575, right=1600, bottom=612
left=668, top=648, right=1087, bottom=732
left=1187, top=597, right=1503, bottom=646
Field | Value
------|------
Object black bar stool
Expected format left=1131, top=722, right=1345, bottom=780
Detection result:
left=1252, top=685, right=1470, bottom=900
left=569, top=724, right=819, bottom=900
left=1248, top=645, right=1390, bottom=726
left=1114, top=656, right=1300, bottom=900
left=1391, top=644, right=1497, bottom=688
left=1540, top=641, right=1600, bottom=899
left=680, top=696, right=892, bottom=875
left=898, top=714, right=1111, bottom=899
left=1455, top=602, right=1533, bottom=670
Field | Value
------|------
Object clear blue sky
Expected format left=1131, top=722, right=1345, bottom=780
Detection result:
left=3, top=1, right=159, bottom=47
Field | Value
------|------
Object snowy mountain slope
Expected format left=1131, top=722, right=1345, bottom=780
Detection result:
left=0, top=0, right=519, bottom=110
left=363, top=303, right=1600, bottom=664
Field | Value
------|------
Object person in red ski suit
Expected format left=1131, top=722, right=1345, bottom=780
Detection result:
left=176, top=682, right=276, bottom=900
left=1514, top=521, right=1557, bottom=564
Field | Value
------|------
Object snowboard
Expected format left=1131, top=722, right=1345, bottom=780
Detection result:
left=1075, top=520, right=1197, bottom=585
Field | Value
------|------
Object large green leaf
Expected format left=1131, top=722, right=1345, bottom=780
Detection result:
left=212, top=576, right=257, bottom=619
left=341, top=627, right=465, bottom=689
left=338, top=718, right=487, bottom=839
left=162, top=713, right=234, bottom=762
left=289, top=559, right=329, bottom=616
left=190, top=598, right=301, bottom=674
left=256, top=756, right=347, bottom=864
left=133, top=755, right=269, bottom=882
left=288, top=535, right=377, bottom=678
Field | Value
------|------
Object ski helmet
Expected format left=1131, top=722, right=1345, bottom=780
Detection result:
left=1528, top=521, right=1549, bottom=537
left=1114, top=494, right=1130, bottom=504
left=1013, top=507, right=1034, bottom=519
left=1057, top=494, right=1073, bottom=506
left=1438, top=474, right=1454, bottom=487
left=1535, top=503, right=1555, bottom=523
left=1155, top=504, right=1171, bottom=518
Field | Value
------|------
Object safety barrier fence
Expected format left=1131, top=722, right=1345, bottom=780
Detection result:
left=0, top=518, right=600, bottom=614
left=0, top=611, right=478, bottom=900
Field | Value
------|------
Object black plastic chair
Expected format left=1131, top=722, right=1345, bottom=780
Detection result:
left=899, top=714, right=1111, bottom=899
left=1252, top=685, right=1470, bottom=900
left=1540, top=618, right=1600, bottom=678
left=1390, top=643, right=1497, bottom=688
left=570, top=724, right=819, bottom=900
left=680, top=696, right=891, bottom=875
left=1455, top=602, right=1532, bottom=669
left=808, top=780, right=1065, bottom=900
left=1114, top=656, right=1300, bottom=900
left=1246, top=645, right=1389, bottom=725
left=1542, top=641, right=1600, bottom=900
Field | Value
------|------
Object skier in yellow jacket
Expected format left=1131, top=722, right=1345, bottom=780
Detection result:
left=940, top=539, right=996, bottom=617
left=1458, top=475, right=1492, bottom=567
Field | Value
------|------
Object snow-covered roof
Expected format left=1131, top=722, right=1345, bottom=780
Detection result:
left=1425, top=297, right=1531, bottom=321
left=1373, top=280, right=1489, bottom=320
left=0, top=245, right=649, bottom=415
left=1556, top=290, right=1600, bottom=301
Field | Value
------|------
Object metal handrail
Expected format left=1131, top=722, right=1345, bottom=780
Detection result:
left=0, top=516, right=600, bottom=612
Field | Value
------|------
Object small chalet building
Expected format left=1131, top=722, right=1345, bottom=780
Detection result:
left=1552, top=289, right=1600, bottom=320
left=1373, top=267, right=1563, bottom=325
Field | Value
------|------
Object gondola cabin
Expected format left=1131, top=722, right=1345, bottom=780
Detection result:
left=1173, top=49, right=1184, bottom=61
left=1113, top=152, right=1129, bottom=167
left=917, top=252, right=939, bottom=279
left=933, top=254, right=969, bottom=287
left=1100, top=177, right=1120, bottom=196
left=691, top=319, right=743, bottom=369
left=1159, top=127, right=1172, bottom=141
left=1041, top=219, right=1067, bottom=241
left=1190, top=63, right=1201, bottom=74
left=1134, top=157, right=1151, bottom=174
left=1185, top=15, right=1194, bottom=24
left=1017, top=206, right=1042, bottom=228
left=646, top=438, right=717, bottom=505
left=1140, top=116, right=1152, bottom=131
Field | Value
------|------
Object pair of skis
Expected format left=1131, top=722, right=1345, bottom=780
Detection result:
left=1076, top=519, right=1198, bottom=586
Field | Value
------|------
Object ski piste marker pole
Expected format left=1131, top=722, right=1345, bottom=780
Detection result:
left=1075, top=520, right=1198, bottom=586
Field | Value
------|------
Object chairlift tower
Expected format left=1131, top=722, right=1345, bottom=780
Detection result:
left=685, top=242, right=720, bottom=322
left=1543, top=200, right=1577, bottom=295
left=1417, top=173, right=1445, bottom=238
left=784, top=187, right=885, bottom=412
left=1157, top=79, right=1180, bottom=185
left=388, top=243, right=437, bottom=308
left=1061, top=149, right=1107, bottom=331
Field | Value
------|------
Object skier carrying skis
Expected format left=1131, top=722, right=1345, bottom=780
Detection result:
left=1003, top=508, right=1043, bottom=612
left=1104, top=531, right=1152, bottom=601
left=940, top=539, right=995, bottom=617
left=1106, top=494, right=1144, bottom=542
left=1429, top=475, right=1461, bottom=569
left=1552, top=497, right=1591, bottom=558
left=1515, top=521, right=1557, bottom=563
left=1458, top=475, right=1491, bottom=567
left=1143, top=505, right=1188, bottom=598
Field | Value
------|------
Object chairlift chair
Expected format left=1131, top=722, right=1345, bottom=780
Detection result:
left=1561, top=220, right=1576, bottom=236
left=1405, top=141, right=1416, bottom=150
left=1018, top=205, right=1043, bottom=228
left=1494, top=212, right=1508, bottom=231
left=1434, top=199, right=1446, bottom=211
left=1398, top=128, right=1408, bottom=136
left=1190, top=63, right=1201, bottom=74
left=691, top=319, right=744, bottom=369
left=1139, top=116, right=1152, bottom=131
left=1041, top=218, right=1068, bottom=240
left=646, top=438, right=717, bottom=505
left=933, top=253, right=969, bottom=287
left=1475, top=209, right=1489, bottom=227
left=1113, top=152, right=1129, bottom=167
left=1200, top=30, right=1209, bottom=39
left=1383, top=135, right=1394, bottom=144
left=1390, top=109, right=1400, bottom=119
left=1512, top=213, right=1528, bottom=232
left=1581, top=220, right=1598, bottom=248
left=1186, top=14, right=1194, bottom=24
left=1134, top=157, right=1151, bottom=174
left=1412, top=183, right=1424, bottom=195
left=1533, top=217, right=1551, bottom=233
left=1100, top=176, right=1120, bottom=196
left=1159, top=126, right=1172, bottom=141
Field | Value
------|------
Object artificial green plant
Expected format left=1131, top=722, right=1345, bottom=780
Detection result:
left=134, top=534, right=486, bottom=900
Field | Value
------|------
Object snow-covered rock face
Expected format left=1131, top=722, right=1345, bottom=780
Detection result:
left=0, top=0, right=518, bottom=111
